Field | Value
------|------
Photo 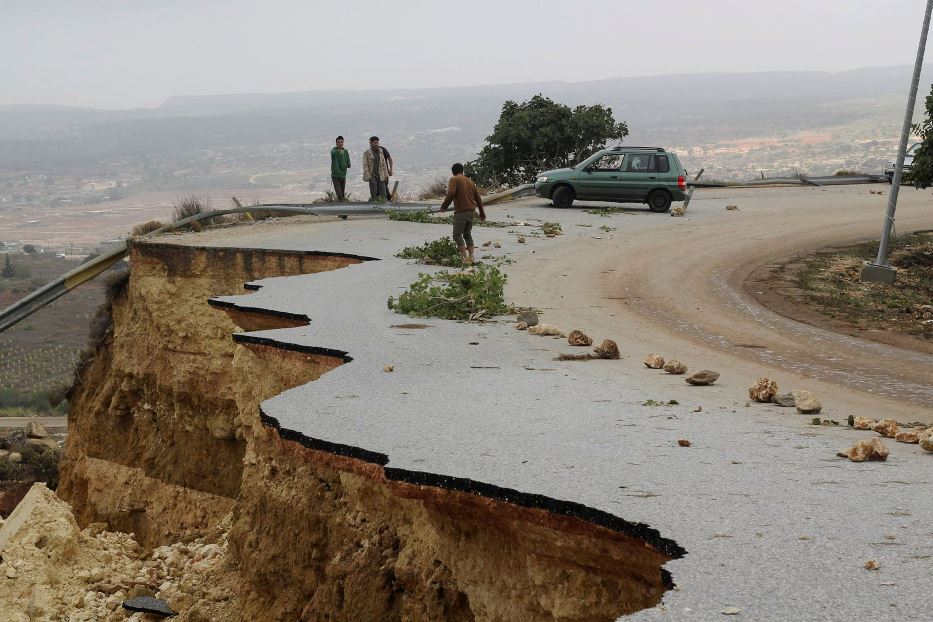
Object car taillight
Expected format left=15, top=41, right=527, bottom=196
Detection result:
left=677, top=175, right=686, bottom=191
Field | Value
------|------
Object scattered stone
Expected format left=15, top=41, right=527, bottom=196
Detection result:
left=920, top=428, right=933, bottom=452
left=772, top=393, right=796, bottom=407
left=722, top=607, right=742, bottom=615
left=749, top=377, right=778, bottom=402
left=516, top=310, right=539, bottom=326
left=864, top=560, right=880, bottom=571
left=643, top=354, right=665, bottom=369
left=5, top=567, right=17, bottom=579
left=853, top=416, right=875, bottom=430
left=517, top=235, right=526, bottom=243
left=677, top=439, right=691, bottom=447
left=528, top=323, right=561, bottom=336
left=383, top=364, right=394, bottom=373
left=25, top=437, right=58, bottom=452
left=693, top=406, right=703, bottom=413
left=481, top=241, right=492, bottom=247
left=593, top=339, right=621, bottom=360
left=122, top=596, right=178, bottom=617
left=838, top=438, right=889, bottom=462
left=493, top=241, right=501, bottom=248
left=895, top=429, right=921, bottom=444
left=871, top=418, right=898, bottom=438
left=685, top=370, right=719, bottom=385
left=515, top=322, right=529, bottom=330
left=567, top=330, right=593, bottom=346
left=725, top=204, right=738, bottom=211
left=670, top=206, right=685, bottom=217
left=8, top=452, right=22, bottom=463
left=25, top=421, right=49, bottom=439
left=792, top=390, right=822, bottom=414
left=663, top=360, right=687, bottom=374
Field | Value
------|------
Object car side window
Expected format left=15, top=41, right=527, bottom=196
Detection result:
left=626, top=154, right=653, bottom=172
left=657, top=155, right=670, bottom=173
left=589, top=154, right=624, bottom=171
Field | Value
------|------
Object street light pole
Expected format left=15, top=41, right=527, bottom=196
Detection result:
left=860, top=0, right=933, bottom=284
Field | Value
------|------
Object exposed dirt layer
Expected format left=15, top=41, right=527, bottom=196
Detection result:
left=41, top=242, right=681, bottom=621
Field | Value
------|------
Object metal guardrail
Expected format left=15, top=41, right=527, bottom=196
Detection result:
left=0, top=189, right=537, bottom=334
left=691, top=175, right=888, bottom=188
left=0, top=172, right=895, bottom=334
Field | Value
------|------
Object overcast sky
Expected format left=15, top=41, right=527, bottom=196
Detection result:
left=2, top=0, right=928, bottom=109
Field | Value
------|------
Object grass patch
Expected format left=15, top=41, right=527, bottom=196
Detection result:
left=418, top=177, right=449, bottom=200
left=540, top=222, right=562, bottom=236
left=396, top=237, right=462, bottom=266
left=793, top=231, right=933, bottom=340
left=386, top=210, right=509, bottom=228
left=584, top=207, right=628, bottom=216
left=388, top=264, right=510, bottom=320
left=599, top=225, right=616, bottom=232
left=643, top=399, right=679, bottom=406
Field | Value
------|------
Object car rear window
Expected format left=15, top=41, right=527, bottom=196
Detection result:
left=590, top=154, right=624, bottom=171
left=657, top=155, right=670, bottom=173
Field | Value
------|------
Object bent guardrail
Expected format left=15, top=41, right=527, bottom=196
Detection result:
left=0, top=188, right=537, bottom=334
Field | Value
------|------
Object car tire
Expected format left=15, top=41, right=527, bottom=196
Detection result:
left=552, top=186, right=574, bottom=209
left=647, top=189, right=672, bottom=213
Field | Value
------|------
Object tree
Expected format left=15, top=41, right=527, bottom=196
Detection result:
left=1, top=254, right=15, bottom=278
left=22, top=244, right=37, bottom=254
left=465, top=95, right=628, bottom=187
left=906, top=83, right=933, bottom=188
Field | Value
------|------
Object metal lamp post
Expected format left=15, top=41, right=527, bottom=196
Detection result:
left=860, top=0, right=933, bottom=284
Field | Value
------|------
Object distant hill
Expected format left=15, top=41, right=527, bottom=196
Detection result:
left=0, top=65, right=930, bottom=183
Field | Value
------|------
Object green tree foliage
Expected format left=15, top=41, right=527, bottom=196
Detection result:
left=906, top=83, right=933, bottom=188
left=387, top=265, right=509, bottom=320
left=465, top=95, right=628, bottom=187
left=2, top=254, right=15, bottom=278
left=22, top=244, right=37, bottom=254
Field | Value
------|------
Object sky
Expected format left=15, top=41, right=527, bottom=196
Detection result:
left=1, top=0, right=929, bottom=110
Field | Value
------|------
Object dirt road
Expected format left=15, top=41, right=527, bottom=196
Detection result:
left=506, top=184, right=933, bottom=424
left=0, top=416, right=66, bottom=430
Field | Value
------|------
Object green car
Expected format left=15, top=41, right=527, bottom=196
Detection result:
left=534, top=146, right=688, bottom=212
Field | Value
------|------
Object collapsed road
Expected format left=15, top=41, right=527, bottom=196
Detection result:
left=3, top=183, right=932, bottom=620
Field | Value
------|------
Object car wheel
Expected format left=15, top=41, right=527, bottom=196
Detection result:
left=552, top=186, right=574, bottom=209
left=647, top=190, right=672, bottom=213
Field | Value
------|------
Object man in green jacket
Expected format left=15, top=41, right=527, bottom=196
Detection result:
left=330, top=136, right=351, bottom=201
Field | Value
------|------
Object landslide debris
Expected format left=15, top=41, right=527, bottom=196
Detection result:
left=749, top=377, right=778, bottom=402
left=838, top=438, right=890, bottom=462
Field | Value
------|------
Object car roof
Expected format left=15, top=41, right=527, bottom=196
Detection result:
left=605, top=146, right=666, bottom=153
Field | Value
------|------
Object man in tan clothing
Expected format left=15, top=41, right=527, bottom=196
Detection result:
left=439, top=162, right=486, bottom=264
left=362, top=136, right=391, bottom=200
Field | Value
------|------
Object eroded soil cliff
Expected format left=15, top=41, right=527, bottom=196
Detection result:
left=15, top=241, right=685, bottom=621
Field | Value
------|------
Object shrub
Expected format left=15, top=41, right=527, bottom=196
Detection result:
left=131, top=220, right=165, bottom=237
left=24, top=446, right=61, bottom=490
left=0, top=459, right=24, bottom=482
left=387, top=209, right=435, bottom=223
left=388, top=264, right=510, bottom=320
left=172, top=194, right=209, bottom=222
left=418, top=178, right=449, bottom=200
left=540, top=222, right=562, bottom=236
left=396, top=237, right=462, bottom=265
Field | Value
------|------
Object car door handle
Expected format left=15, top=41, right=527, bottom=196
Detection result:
left=648, top=176, right=656, bottom=180
left=610, top=175, right=618, bottom=178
